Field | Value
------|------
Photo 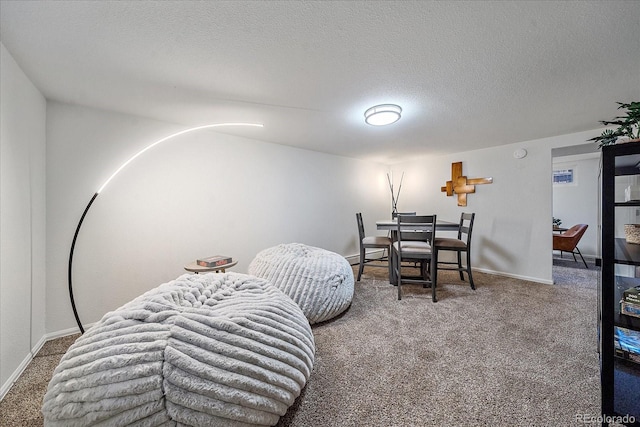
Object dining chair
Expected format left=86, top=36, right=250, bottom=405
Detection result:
left=433, top=212, right=476, bottom=290
left=387, top=211, right=424, bottom=273
left=552, top=223, right=589, bottom=268
left=392, top=214, right=437, bottom=302
left=356, top=212, right=392, bottom=281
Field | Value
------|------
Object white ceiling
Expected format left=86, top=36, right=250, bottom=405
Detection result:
left=1, top=1, right=639, bottom=164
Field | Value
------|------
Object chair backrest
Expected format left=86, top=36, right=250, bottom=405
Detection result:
left=553, top=224, right=588, bottom=251
left=392, top=211, right=417, bottom=219
left=458, top=212, right=476, bottom=246
left=394, top=212, right=422, bottom=240
left=356, top=212, right=365, bottom=241
left=396, top=214, right=437, bottom=246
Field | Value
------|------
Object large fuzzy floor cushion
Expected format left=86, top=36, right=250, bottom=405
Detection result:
left=248, top=243, right=354, bottom=324
left=42, top=273, right=315, bottom=427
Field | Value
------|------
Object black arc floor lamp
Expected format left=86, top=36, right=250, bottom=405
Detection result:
left=68, top=123, right=263, bottom=333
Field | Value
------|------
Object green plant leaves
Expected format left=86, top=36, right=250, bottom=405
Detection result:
left=588, top=101, right=640, bottom=148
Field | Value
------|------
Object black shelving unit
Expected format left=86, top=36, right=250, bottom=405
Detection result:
left=601, top=143, right=640, bottom=426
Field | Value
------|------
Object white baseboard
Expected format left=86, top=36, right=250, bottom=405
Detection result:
left=473, top=267, right=554, bottom=285
left=0, top=326, right=87, bottom=401
left=0, top=334, right=47, bottom=401
left=44, top=326, right=86, bottom=341
left=345, top=249, right=386, bottom=266
left=0, top=355, right=32, bottom=401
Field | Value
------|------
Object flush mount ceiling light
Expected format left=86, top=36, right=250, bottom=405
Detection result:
left=364, top=104, right=402, bottom=126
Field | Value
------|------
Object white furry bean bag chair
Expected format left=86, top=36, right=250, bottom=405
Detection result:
left=248, top=243, right=354, bottom=324
left=42, top=273, right=315, bottom=427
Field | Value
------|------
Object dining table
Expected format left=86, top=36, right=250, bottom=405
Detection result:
left=376, top=218, right=460, bottom=232
left=376, top=218, right=460, bottom=285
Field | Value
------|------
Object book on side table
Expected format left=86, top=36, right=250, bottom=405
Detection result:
left=197, top=255, right=233, bottom=267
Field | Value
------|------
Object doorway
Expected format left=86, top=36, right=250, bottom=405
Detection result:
left=551, top=143, right=600, bottom=274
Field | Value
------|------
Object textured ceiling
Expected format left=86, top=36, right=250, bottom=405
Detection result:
left=1, top=1, right=639, bottom=163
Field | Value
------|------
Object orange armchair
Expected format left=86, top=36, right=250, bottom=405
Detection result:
left=553, top=224, right=589, bottom=268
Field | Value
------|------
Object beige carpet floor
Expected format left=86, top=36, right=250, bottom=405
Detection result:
left=1, top=261, right=600, bottom=426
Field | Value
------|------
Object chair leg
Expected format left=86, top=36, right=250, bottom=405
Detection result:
left=357, top=247, right=365, bottom=281
left=431, top=254, right=437, bottom=303
left=420, top=261, right=428, bottom=287
left=396, top=251, right=402, bottom=300
left=391, top=248, right=398, bottom=287
left=457, top=251, right=464, bottom=281
left=466, top=250, right=475, bottom=290
left=575, top=247, right=588, bottom=269
left=387, top=247, right=393, bottom=284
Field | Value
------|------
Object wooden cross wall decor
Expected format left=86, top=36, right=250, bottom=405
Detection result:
left=440, top=162, right=493, bottom=206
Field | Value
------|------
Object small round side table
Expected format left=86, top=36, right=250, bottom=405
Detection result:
left=184, top=261, right=238, bottom=274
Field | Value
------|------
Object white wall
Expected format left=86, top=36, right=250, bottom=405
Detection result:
left=0, top=43, right=47, bottom=397
left=46, top=102, right=391, bottom=333
left=552, top=153, right=600, bottom=258
left=392, top=129, right=604, bottom=284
